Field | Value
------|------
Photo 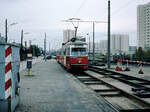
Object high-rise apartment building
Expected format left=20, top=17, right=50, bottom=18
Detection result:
left=63, top=29, right=74, bottom=43
left=88, top=40, right=107, bottom=54
left=137, top=2, right=150, bottom=49
left=111, top=34, right=129, bottom=54
left=99, top=40, right=107, bottom=53
left=0, top=34, right=5, bottom=44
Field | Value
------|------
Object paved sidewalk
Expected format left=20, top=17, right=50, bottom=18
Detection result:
left=15, top=60, right=118, bottom=112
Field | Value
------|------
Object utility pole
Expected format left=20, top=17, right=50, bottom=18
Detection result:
left=5, top=19, right=8, bottom=43
left=49, top=42, right=50, bottom=55
left=25, top=41, right=27, bottom=48
left=20, top=30, right=23, bottom=61
left=93, top=22, right=95, bottom=62
left=33, top=46, right=35, bottom=57
left=107, top=0, right=111, bottom=69
left=87, top=33, right=90, bottom=55
left=44, top=32, right=46, bottom=61
left=21, top=30, right=23, bottom=48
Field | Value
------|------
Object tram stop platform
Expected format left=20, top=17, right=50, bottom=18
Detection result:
left=15, top=59, right=118, bottom=112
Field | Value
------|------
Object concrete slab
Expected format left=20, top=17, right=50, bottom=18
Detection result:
left=15, top=60, right=118, bottom=112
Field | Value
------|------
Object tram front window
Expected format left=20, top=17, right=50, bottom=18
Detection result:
left=71, top=48, right=87, bottom=56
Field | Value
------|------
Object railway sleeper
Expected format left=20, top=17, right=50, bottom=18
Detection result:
left=73, top=74, right=87, bottom=77
left=100, top=92, right=121, bottom=97
left=89, top=69, right=113, bottom=76
left=134, top=92, right=150, bottom=98
left=98, top=71, right=112, bottom=75
left=119, top=109, right=150, bottom=112
left=132, top=87, right=150, bottom=92
left=113, top=76, right=135, bottom=80
left=94, top=88, right=119, bottom=92
left=75, top=75, right=91, bottom=78
left=84, top=81, right=104, bottom=85
left=78, top=78, right=99, bottom=82
left=136, top=82, right=150, bottom=85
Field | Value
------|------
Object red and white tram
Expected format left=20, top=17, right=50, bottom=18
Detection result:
left=57, top=39, right=88, bottom=70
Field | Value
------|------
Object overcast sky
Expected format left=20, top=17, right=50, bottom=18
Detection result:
left=0, top=0, right=149, bottom=49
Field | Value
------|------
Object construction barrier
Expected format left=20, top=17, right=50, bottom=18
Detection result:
left=116, top=59, right=147, bottom=73
left=121, top=59, right=150, bottom=65
left=0, top=43, right=20, bottom=112
left=115, top=58, right=123, bottom=71
left=138, top=61, right=144, bottom=74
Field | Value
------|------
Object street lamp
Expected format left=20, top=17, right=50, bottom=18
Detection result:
left=21, top=30, right=30, bottom=48
left=44, top=32, right=47, bottom=61
left=5, top=19, right=18, bottom=43
left=24, top=32, right=30, bottom=35
left=107, top=0, right=111, bottom=69
left=10, top=22, right=18, bottom=26
left=30, top=38, right=37, bottom=57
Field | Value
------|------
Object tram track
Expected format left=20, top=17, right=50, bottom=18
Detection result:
left=88, top=66, right=150, bottom=98
left=71, top=67, right=150, bottom=112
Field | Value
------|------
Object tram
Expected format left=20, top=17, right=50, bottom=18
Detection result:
left=57, top=38, right=88, bottom=70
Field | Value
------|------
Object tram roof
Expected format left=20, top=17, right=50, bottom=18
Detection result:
left=64, top=41, right=87, bottom=46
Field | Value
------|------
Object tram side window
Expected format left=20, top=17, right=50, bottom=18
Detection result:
left=66, top=48, right=68, bottom=56
left=64, top=49, right=66, bottom=55
left=61, top=49, right=63, bottom=56
left=71, top=48, right=87, bottom=56
left=67, top=48, right=70, bottom=56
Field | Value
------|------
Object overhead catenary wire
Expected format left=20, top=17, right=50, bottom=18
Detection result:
left=112, top=0, right=140, bottom=16
left=100, top=0, right=142, bottom=19
left=73, top=0, right=88, bottom=17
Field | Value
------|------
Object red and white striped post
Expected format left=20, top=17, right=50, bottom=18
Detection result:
left=5, top=46, right=12, bottom=99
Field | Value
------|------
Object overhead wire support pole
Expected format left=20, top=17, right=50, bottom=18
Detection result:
left=5, top=19, right=8, bottom=43
left=107, top=0, right=111, bottom=69
left=21, top=30, right=23, bottom=48
left=44, top=32, right=47, bottom=61
left=93, top=22, right=95, bottom=63
left=87, top=33, right=90, bottom=55
left=49, top=42, right=50, bottom=55
left=89, top=34, right=90, bottom=55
